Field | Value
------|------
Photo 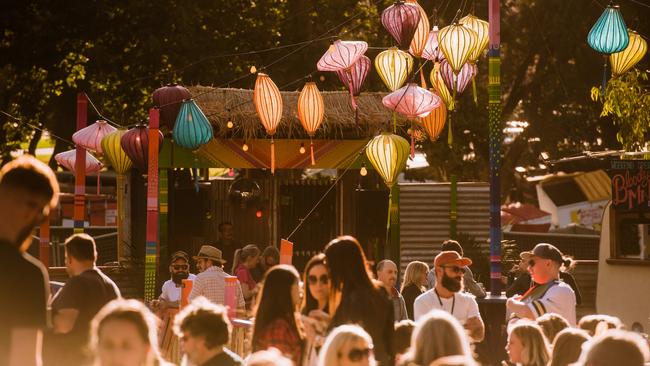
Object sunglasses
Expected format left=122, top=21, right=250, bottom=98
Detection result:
left=442, top=265, right=466, bottom=274
left=341, top=347, right=373, bottom=362
left=171, top=264, right=189, bottom=271
left=308, top=274, right=329, bottom=285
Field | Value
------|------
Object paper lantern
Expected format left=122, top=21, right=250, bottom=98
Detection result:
left=406, top=0, right=430, bottom=58
left=587, top=4, right=629, bottom=55
left=55, top=149, right=103, bottom=174
left=172, top=99, right=213, bottom=150
left=418, top=99, right=447, bottom=141
left=253, top=73, right=283, bottom=174
left=101, top=129, right=133, bottom=175
left=438, top=23, right=478, bottom=74
left=375, top=47, right=414, bottom=91
left=381, top=1, right=421, bottom=50
left=610, top=30, right=647, bottom=77
left=430, top=62, right=454, bottom=110
left=422, top=25, right=445, bottom=62
left=120, top=125, right=164, bottom=172
left=297, top=82, right=325, bottom=165
left=459, top=14, right=489, bottom=64
left=366, top=132, right=410, bottom=188
left=153, top=84, right=192, bottom=130
left=382, top=83, right=441, bottom=119
left=317, top=40, right=368, bottom=72
left=336, top=55, right=371, bottom=96
left=72, top=120, right=117, bottom=154
left=440, top=59, right=477, bottom=94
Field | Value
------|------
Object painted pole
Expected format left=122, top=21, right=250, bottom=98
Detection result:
left=159, top=169, right=169, bottom=271
left=488, top=0, right=502, bottom=295
left=74, top=93, right=88, bottom=234
left=144, top=109, right=160, bottom=302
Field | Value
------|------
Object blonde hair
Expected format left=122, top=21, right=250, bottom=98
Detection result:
left=536, top=313, right=570, bottom=344
left=509, top=322, right=550, bottom=366
left=401, top=261, right=429, bottom=293
left=403, top=310, right=473, bottom=366
left=231, top=244, right=261, bottom=273
left=318, top=324, right=375, bottom=366
left=548, top=328, right=590, bottom=366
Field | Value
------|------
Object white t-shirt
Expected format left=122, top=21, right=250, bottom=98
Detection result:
left=160, top=273, right=197, bottom=303
left=413, top=289, right=481, bottom=325
left=524, top=281, right=576, bottom=326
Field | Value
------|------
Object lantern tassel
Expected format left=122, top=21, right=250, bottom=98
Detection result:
left=601, top=57, right=608, bottom=94
left=310, top=139, right=315, bottom=166
left=447, top=117, right=453, bottom=147
left=271, top=138, right=276, bottom=174
left=410, top=132, right=415, bottom=159
left=420, top=68, right=426, bottom=88
left=472, top=78, right=478, bottom=106
left=96, top=171, right=100, bottom=195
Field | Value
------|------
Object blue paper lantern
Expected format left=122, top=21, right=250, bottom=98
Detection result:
left=172, top=100, right=213, bottom=150
left=587, top=4, right=629, bottom=55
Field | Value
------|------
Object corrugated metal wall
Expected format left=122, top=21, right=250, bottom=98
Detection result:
left=399, top=183, right=490, bottom=272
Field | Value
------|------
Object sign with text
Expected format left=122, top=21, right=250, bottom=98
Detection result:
left=611, top=160, right=650, bottom=211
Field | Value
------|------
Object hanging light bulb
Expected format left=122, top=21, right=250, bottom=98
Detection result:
left=360, top=163, right=368, bottom=176
left=299, top=143, right=307, bottom=154
left=228, top=168, right=235, bottom=177
left=227, top=119, right=234, bottom=129
left=242, top=142, right=249, bottom=152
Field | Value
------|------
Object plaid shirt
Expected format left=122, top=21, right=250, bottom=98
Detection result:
left=254, top=318, right=303, bottom=364
left=189, top=266, right=245, bottom=309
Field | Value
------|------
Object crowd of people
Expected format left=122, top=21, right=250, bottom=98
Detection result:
left=1, top=155, right=650, bottom=366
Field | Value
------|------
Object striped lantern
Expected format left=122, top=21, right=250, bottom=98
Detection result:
left=336, top=55, right=371, bottom=96
left=72, top=120, right=117, bottom=154
left=610, top=30, right=647, bottom=77
left=153, top=84, right=191, bottom=130
left=430, top=62, right=455, bottom=110
left=440, top=59, right=477, bottom=94
left=173, top=99, right=213, bottom=150
left=55, top=149, right=103, bottom=174
left=120, top=125, right=164, bottom=172
left=382, top=83, right=441, bottom=119
left=317, top=40, right=368, bottom=72
left=406, top=0, right=430, bottom=58
left=459, top=14, right=490, bottom=64
left=297, top=82, right=325, bottom=165
left=418, top=99, right=447, bottom=141
left=422, top=25, right=445, bottom=62
left=366, top=132, right=410, bottom=188
left=253, top=73, right=283, bottom=174
left=101, top=129, right=133, bottom=175
left=587, top=4, right=629, bottom=55
left=438, top=23, right=478, bottom=75
left=381, top=1, right=421, bottom=50
left=375, top=47, right=414, bottom=91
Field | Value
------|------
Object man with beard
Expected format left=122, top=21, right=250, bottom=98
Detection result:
left=377, top=259, right=408, bottom=321
left=158, top=251, right=197, bottom=308
left=0, top=155, right=59, bottom=366
left=413, top=251, right=485, bottom=342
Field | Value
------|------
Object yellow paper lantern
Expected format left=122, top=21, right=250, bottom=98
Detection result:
left=429, top=62, right=455, bottom=110
left=418, top=100, right=447, bottom=141
left=297, top=82, right=325, bottom=165
left=438, top=23, right=478, bottom=74
left=610, top=30, right=647, bottom=77
left=366, top=132, right=410, bottom=188
left=459, top=14, right=489, bottom=64
left=375, top=47, right=414, bottom=91
left=253, top=73, right=283, bottom=173
left=406, top=0, right=430, bottom=58
left=101, top=129, right=133, bottom=175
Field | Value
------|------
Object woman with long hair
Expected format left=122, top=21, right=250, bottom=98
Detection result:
left=400, top=261, right=429, bottom=320
left=401, top=310, right=473, bottom=366
left=90, top=299, right=172, bottom=366
left=251, top=264, right=304, bottom=364
left=548, top=328, right=590, bottom=366
left=231, top=244, right=261, bottom=307
left=318, top=324, right=376, bottom=366
left=324, top=235, right=394, bottom=365
left=506, top=322, right=550, bottom=366
left=301, top=254, right=331, bottom=365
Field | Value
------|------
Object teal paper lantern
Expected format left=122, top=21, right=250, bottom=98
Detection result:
left=172, top=100, right=213, bottom=150
left=587, top=4, right=629, bottom=55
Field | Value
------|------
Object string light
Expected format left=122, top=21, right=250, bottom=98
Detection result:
left=242, top=142, right=249, bottom=152
left=299, top=143, right=306, bottom=154
left=360, top=163, right=368, bottom=176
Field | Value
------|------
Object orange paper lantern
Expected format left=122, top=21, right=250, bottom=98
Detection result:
left=297, top=82, right=325, bottom=165
left=418, top=100, right=447, bottom=141
left=253, top=73, right=283, bottom=173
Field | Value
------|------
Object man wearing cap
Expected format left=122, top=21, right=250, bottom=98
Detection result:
left=413, top=251, right=485, bottom=342
left=189, top=245, right=245, bottom=310
left=506, top=243, right=577, bottom=325
left=157, top=251, right=197, bottom=309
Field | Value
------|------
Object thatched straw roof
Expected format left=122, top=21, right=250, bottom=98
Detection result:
left=189, top=86, right=411, bottom=140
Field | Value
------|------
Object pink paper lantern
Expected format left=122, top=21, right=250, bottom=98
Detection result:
left=422, top=25, right=445, bottom=62
left=382, top=83, right=441, bottom=119
left=72, top=120, right=118, bottom=154
left=55, top=149, right=103, bottom=174
left=317, top=40, right=368, bottom=72
left=381, top=1, right=421, bottom=50
left=336, top=55, right=371, bottom=96
left=440, top=60, right=477, bottom=94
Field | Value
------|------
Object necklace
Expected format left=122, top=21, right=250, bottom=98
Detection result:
left=434, top=288, right=455, bottom=316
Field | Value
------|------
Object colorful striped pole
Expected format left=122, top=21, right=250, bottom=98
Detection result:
left=488, top=0, right=503, bottom=296
left=159, top=169, right=169, bottom=271
left=144, top=109, right=161, bottom=302
left=74, top=93, right=88, bottom=234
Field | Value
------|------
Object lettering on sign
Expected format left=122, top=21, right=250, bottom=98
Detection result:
left=611, top=160, right=650, bottom=210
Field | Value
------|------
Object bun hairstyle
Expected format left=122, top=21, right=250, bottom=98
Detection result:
left=561, top=256, right=576, bottom=271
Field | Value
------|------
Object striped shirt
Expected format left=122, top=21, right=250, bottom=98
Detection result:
left=523, top=281, right=576, bottom=326
left=189, top=266, right=245, bottom=309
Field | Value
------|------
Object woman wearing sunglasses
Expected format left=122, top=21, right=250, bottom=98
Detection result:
left=318, top=324, right=376, bottom=366
left=301, top=254, right=331, bottom=365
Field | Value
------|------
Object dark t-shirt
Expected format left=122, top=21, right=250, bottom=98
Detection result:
left=402, top=283, right=424, bottom=320
left=47, top=268, right=120, bottom=364
left=215, top=240, right=241, bottom=271
left=201, top=347, right=244, bottom=366
left=0, top=239, right=49, bottom=366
